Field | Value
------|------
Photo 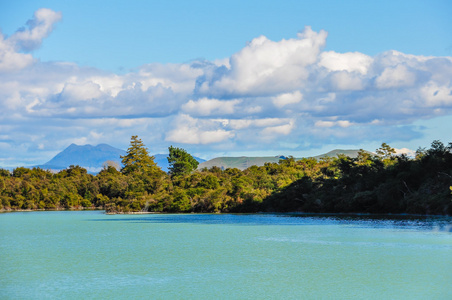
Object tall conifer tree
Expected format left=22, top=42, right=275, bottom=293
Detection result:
left=121, top=136, right=158, bottom=175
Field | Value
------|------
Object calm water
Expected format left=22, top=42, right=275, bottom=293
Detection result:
left=1, top=211, right=451, bottom=299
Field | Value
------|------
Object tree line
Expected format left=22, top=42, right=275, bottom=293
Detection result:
left=1, top=136, right=451, bottom=215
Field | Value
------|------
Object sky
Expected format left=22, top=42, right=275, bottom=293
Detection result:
left=0, top=0, right=452, bottom=166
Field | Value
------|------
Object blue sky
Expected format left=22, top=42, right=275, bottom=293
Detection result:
left=0, top=0, right=451, bottom=166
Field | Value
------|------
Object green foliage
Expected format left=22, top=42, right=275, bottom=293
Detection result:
left=167, top=146, right=199, bottom=177
left=376, top=143, right=397, bottom=166
left=376, top=142, right=396, bottom=158
left=198, top=174, right=219, bottom=189
left=169, top=188, right=191, bottom=212
left=1, top=138, right=451, bottom=215
left=121, top=135, right=159, bottom=175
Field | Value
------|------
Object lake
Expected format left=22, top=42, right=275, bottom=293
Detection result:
left=1, top=211, right=451, bottom=299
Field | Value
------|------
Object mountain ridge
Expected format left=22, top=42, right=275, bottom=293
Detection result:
left=26, top=144, right=373, bottom=173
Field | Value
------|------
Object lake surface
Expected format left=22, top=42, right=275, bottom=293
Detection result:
left=1, top=211, right=451, bottom=299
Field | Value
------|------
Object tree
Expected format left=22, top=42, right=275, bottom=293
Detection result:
left=376, top=143, right=396, bottom=159
left=376, top=143, right=396, bottom=166
left=121, top=136, right=158, bottom=175
left=167, top=146, right=199, bottom=177
left=427, top=140, right=447, bottom=157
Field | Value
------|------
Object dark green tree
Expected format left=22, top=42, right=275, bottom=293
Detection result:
left=167, top=146, right=199, bottom=177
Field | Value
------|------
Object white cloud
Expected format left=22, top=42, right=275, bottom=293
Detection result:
left=198, top=26, right=328, bottom=96
left=88, top=75, right=124, bottom=97
left=165, top=114, right=234, bottom=144
left=319, top=51, right=372, bottom=75
left=166, top=127, right=234, bottom=144
left=137, top=63, right=203, bottom=94
left=0, top=9, right=61, bottom=73
left=329, top=71, right=365, bottom=91
left=421, top=81, right=452, bottom=107
left=182, top=98, right=241, bottom=116
left=394, top=147, right=416, bottom=157
left=0, top=33, right=34, bottom=72
left=375, top=64, right=416, bottom=89
left=315, top=120, right=353, bottom=128
left=272, top=91, right=303, bottom=108
left=60, top=81, right=103, bottom=101
left=226, top=118, right=292, bottom=130
left=8, top=8, right=62, bottom=51
left=1, top=10, right=452, bottom=166
left=262, top=122, right=294, bottom=135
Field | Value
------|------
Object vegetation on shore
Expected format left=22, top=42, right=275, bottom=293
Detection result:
left=1, top=136, right=451, bottom=215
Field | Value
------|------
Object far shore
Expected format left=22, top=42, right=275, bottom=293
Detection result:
left=1, top=208, right=450, bottom=218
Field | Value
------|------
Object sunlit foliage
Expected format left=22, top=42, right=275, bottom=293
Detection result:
left=1, top=139, right=451, bottom=215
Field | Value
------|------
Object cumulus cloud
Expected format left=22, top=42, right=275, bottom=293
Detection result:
left=319, top=51, right=372, bottom=75
left=421, top=81, right=452, bottom=107
left=59, top=81, right=103, bottom=101
left=197, top=26, right=328, bottom=97
left=329, top=71, right=366, bottom=91
left=165, top=114, right=235, bottom=144
left=315, top=120, right=354, bottom=128
left=1, top=9, right=452, bottom=166
left=0, top=8, right=61, bottom=73
left=182, top=98, right=241, bottom=116
left=262, top=122, right=294, bottom=135
left=272, top=91, right=303, bottom=108
left=0, top=33, right=35, bottom=72
left=375, top=64, right=417, bottom=89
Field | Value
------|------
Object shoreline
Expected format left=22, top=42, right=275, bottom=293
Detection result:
left=1, top=208, right=450, bottom=218
left=105, top=211, right=158, bottom=215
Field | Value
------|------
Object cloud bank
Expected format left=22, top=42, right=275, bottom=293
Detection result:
left=1, top=9, right=452, bottom=165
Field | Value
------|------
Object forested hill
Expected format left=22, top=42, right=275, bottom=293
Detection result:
left=313, top=149, right=372, bottom=159
left=198, top=156, right=287, bottom=170
left=1, top=138, right=451, bottom=216
left=198, top=150, right=373, bottom=170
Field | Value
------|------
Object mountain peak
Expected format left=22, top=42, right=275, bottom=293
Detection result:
left=38, top=143, right=127, bottom=173
left=66, top=143, right=79, bottom=149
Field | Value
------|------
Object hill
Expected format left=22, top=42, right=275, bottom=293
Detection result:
left=313, top=149, right=373, bottom=159
left=198, top=156, right=287, bottom=170
left=198, top=149, right=371, bottom=171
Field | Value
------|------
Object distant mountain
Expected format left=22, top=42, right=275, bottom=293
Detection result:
left=197, top=149, right=371, bottom=171
left=37, top=144, right=126, bottom=173
left=36, top=144, right=205, bottom=173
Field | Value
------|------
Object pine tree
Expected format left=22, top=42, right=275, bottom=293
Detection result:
left=121, top=136, right=158, bottom=175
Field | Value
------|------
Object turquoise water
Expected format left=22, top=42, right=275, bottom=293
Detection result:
left=1, top=212, right=451, bottom=299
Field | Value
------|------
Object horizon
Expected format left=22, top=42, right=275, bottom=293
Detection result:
left=4, top=141, right=398, bottom=170
left=1, top=1, right=451, bottom=167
